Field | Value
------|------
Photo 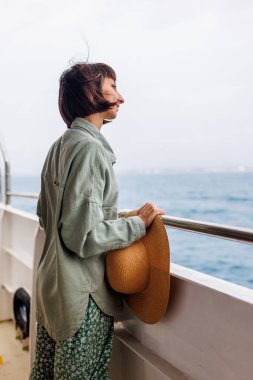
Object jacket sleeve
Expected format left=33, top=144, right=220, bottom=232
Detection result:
left=58, top=143, right=146, bottom=258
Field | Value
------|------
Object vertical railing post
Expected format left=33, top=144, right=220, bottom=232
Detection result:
left=0, top=168, right=2, bottom=203
left=0, top=140, right=11, bottom=205
left=5, top=159, right=11, bottom=205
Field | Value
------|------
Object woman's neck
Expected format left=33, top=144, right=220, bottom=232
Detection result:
left=84, top=113, right=103, bottom=131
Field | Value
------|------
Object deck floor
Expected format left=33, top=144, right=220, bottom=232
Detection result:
left=0, top=320, right=29, bottom=380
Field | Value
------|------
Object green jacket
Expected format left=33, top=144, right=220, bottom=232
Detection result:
left=36, top=117, right=146, bottom=341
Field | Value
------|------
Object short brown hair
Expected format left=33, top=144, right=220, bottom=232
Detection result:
left=58, top=63, right=117, bottom=126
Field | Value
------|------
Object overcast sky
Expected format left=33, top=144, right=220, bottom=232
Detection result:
left=0, top=0, right=252, bottom=175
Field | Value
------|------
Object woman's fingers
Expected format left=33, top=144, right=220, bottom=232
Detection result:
left=137, top=202, right=152, bottom=214
left=139, top=203, right=165, bottom=215
left=137, top=203, right=165, bottom=228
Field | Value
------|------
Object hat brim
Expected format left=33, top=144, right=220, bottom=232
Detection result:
left=126, top=267, right=169, bottom=324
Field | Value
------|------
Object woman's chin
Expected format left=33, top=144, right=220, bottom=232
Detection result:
left=104, top=112, right=118, bottom=121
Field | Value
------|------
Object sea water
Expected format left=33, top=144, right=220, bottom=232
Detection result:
left=9, top=172, right=253, bottom=289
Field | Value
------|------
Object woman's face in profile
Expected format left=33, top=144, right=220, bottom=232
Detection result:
left=101, top=77, right=124, bottom=120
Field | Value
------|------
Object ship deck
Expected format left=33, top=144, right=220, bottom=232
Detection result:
left=0, top=320, right=29, bottom=380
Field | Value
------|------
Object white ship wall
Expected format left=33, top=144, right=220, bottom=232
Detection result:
left=110, top=264, right=253, bottom=379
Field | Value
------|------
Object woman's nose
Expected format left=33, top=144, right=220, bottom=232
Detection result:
left=118, top=93, right=124, bottom=104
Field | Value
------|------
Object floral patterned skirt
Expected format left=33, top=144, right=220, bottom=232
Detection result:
left=29, top=296, right=114, bottom=380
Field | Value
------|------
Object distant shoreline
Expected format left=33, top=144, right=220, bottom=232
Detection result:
left=115, top=167, right=253, bottom=175
left=12, top=168, right=253, bottom=177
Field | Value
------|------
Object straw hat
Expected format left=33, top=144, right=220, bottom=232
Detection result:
left=106, top=210, right=170, bottom=324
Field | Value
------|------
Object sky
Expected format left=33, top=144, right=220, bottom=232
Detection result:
left=0, top=0, right=253, bottom=175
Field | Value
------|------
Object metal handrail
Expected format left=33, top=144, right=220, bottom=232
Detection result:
left=0, top=139, right=11, bottom=204
left=161, top=215, right=253, bottom=245
left=6, top=191, right=39, bottom=200
left=2, top=192, right=253, bottom=245
left=1, top=191, right=253, bottom=245
left=118, top=211, right=253, bottom=245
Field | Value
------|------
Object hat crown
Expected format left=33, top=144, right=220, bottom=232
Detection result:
left=106, top=240, right=149, bottom=294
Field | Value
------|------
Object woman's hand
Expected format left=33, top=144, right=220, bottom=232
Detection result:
left=137, top=202, right=165, bottom=229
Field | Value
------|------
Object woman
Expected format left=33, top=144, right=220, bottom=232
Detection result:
left=29, top=62, right=164, bottom=380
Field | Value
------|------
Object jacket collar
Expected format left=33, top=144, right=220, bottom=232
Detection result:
left=70, top=117, right=117, bottom=165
